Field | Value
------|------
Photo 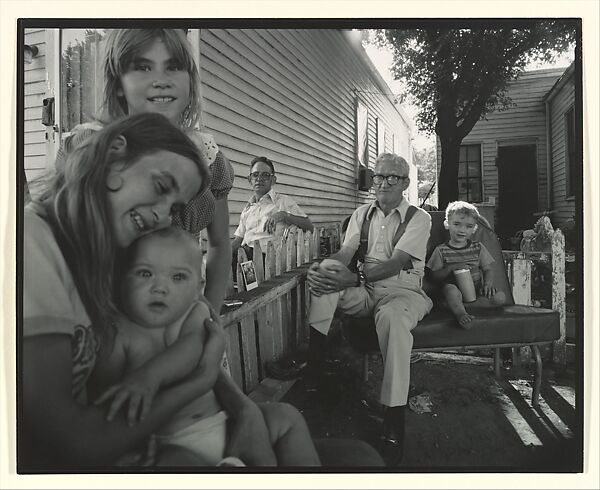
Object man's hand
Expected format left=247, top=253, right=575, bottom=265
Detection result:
left=307, top=261, right=355, bottom=295
left=264, top=211, right=288, bottom=234
left=225, top=402, right=277, bottom=466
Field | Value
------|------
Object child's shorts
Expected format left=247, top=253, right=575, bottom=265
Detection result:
left=156, top=410, right=231, bottom=465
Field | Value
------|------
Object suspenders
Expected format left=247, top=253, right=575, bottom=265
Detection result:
left=356, top=205, right=418, bottom=270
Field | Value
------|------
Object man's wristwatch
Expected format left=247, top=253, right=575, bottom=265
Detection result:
left=356, top=270, right=367, bottom=287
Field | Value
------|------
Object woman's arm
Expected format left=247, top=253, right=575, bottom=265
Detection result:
left=204, top=198, right=232, bottom=311
left=23, top=333, right=218, bottom=467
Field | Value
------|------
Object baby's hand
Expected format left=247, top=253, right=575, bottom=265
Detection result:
left=481, top=281, right=497, bottom=298
left=94, top=369, right=160, bottom=425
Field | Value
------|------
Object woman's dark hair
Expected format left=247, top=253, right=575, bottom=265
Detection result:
left=38, top=112, right=210, bottom=337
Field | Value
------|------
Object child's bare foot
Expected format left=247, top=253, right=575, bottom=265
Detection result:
left=457, top=313, right=475, bottom=329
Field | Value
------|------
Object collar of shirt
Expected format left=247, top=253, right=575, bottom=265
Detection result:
left=245, top=188, right=277, bottom=210
left=367, top=197, right=410, bottom=221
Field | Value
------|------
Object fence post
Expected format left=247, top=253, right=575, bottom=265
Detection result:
left=264, top=241, right=276, bottom=280
left=313, top=227, right=321, bottom=260
left=297, top=229, right=305, bottom=265
left=304, top=231, right=311, bottom=264
left=511, top=256, right=532, bottom=306
left=551, top=229, right=566, bottom=365
left=286, top=234, right=295, bottom=272
left=253, top=240, right=265, bottom=283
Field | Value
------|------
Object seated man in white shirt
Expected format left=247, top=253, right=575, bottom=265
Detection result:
left=306, top=153, right=433, bottom=466
left=231, top=156, right=313, bottom=267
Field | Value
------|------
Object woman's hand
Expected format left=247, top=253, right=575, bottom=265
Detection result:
left=225, top=401, right=277, bottom=466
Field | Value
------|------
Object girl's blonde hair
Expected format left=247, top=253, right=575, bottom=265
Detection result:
left=101, top=29, right=202, bottom=130
left=37, top=113, right=210, bottom=338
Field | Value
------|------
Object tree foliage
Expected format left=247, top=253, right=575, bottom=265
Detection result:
left=373, top=21, right=577, bottom=207
left=414, top=146, right=437, bottom=183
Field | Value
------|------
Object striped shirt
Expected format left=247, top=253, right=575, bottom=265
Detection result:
left=426, top=240, right=494, bottom=286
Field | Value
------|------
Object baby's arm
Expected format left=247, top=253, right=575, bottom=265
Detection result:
left=95, top=301, right=222, bottom=425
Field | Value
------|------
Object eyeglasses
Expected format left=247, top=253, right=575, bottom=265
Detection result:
left=372, top=174, right=408, bottom=186
left=249, top=172, right=274, bottom=180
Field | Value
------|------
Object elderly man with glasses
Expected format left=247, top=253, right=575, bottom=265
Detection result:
left=231, top=156, right=313, bottom=266
left=305, top=153, right=433, bottom=466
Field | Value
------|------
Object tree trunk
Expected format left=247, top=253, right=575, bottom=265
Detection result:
left=437, top=133, right=462, bottom=209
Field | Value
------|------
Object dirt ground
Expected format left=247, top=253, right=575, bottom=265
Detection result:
left=281, top=328, right=581, bottom=471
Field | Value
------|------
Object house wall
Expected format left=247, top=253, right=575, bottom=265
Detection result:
left=436, top=68, right=564, bottom=212
left=27, top=28, right=414, bottom=232
left=23, top=28, right=48, bottom=185
left=548, top=72, right=576, bottom=229
left=196, top=29, right=414, bottom=231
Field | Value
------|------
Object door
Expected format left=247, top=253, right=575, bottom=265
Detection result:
left=496, top=144, right=538, bottom=248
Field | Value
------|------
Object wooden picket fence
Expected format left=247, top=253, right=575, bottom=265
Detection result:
left=220, top=225, right=341, bottom=395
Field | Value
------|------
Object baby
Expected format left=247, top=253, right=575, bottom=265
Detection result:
left=426, top=201, right=505, bottom=328
left=93, top=227, right=320, bottom=466
left=92, top=227, right=234, bottom=465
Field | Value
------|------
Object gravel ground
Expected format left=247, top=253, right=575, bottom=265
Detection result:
left=281, top=330, right=581, bottom=472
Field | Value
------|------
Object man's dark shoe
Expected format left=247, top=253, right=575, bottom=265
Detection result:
left=380, top=405, right=405, bottom=467
left=379, top=437, right=404, bottom=467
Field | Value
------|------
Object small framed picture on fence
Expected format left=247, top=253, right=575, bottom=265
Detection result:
left=240, top=260, right=258, bottom=290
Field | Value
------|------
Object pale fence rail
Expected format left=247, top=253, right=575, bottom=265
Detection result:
left=220, top=225, right=340, bottom=394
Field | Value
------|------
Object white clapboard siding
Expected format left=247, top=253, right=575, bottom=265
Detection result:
left=26, top=27, right=414, bottom=224
left=548, top=70, right=576, bottom=229
left=198, top=28, right=413, bottom=234
left=23, top=28, right=48, bottom=185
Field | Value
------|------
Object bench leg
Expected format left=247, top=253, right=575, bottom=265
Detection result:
left=493, top=347, right=501, bottom=377
left=363, top=354, right=369, bottom=382
left=531, top=345, right=542, bottom=409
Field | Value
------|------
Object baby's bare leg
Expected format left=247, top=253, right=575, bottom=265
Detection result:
left=258, top=402, right=321, bottom=466
left=442, top=284, right=474, bottom=329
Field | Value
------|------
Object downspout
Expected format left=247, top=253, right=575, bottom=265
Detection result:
left=545, top=99, right=553, bottom=212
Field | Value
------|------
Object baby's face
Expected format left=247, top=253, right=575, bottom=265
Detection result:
left=122, top=235, right=200, bottom=328
left=446, top=212, right=477, bottom=245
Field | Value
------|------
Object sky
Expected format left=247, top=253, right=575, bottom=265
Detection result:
left=362, top=33, right=576, bottom=152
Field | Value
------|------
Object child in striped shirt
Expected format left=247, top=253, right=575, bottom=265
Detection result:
left=427, top=201, right=505, bottom=328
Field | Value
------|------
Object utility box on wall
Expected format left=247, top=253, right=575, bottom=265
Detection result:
left=358, top=166, right=373, bottom=191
